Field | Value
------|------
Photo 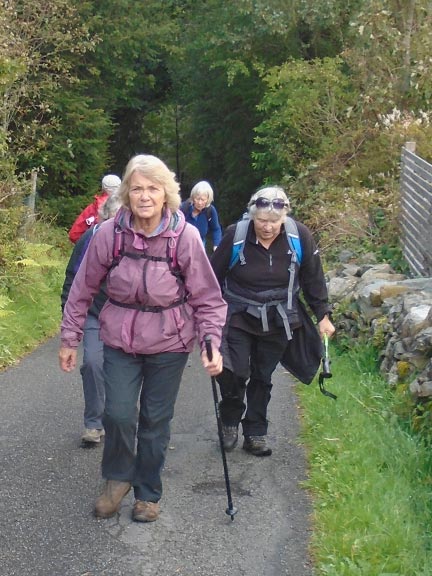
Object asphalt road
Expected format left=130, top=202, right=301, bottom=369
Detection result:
left=0, top=336, right=313, bottom=576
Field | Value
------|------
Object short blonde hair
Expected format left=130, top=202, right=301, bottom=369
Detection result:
left=118, top=154, right=181, bottom=212
left=247, top=186, right=291, bottom=219
left=190, top=181, right=214, bottom=207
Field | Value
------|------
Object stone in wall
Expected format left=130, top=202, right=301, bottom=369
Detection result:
left=327, top=259, right=432, bottom=400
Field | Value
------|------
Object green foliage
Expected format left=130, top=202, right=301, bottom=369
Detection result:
left=170, top=0, right=303, bottom=223
left=344, top=1, right=432, bottom=112
left=0, top=231, right=67, bottom=369
left=1, top=1, right=97, bottom=166
left=33, top=91, right=113, bottom=202
left=253, top=57, right=356, bottom=179
left=298, top=343, right=432, bottom=575
left=39, top=194, right=93, bottom=230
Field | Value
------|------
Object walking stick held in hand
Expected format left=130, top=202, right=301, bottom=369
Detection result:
left=319, top=333, right=337, bottom=400
left=204, top=335, right=238, bottom=521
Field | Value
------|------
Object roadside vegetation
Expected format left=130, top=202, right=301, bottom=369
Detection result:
left=0, top=221, right=69, bottom=369
left=298, top=343, right=432, bottom=575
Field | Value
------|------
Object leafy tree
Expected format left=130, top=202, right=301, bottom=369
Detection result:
left=75, top=0, right=182, bottom=173
left=169, top=0, right=304, bottom=222
left=1, top=0, right=97, bottom=169
left=253, top=57, right=355, bottom=180
left=344, top=0, right=432, bottom=113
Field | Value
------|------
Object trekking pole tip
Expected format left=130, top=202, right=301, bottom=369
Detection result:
left=226, top=506, right=238, bottom=521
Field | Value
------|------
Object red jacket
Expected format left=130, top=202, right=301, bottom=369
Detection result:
left=68, top=191, right=109, bottom=243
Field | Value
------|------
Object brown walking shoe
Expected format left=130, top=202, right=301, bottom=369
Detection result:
left=94, top=480, right=131, bottom=518
left=132, top=500, right=160, bottom=523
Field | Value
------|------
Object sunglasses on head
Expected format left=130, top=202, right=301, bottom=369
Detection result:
left=252, top=197, right=288, bottom=210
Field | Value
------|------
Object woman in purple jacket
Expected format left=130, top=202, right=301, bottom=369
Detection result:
left=59, top=154, right=227, bottom=523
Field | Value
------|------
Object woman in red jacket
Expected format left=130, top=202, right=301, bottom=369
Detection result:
left=68, top=174, right=121, bottom=243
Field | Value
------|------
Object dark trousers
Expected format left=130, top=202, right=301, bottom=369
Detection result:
left=217, top=327, right=287, bottom=436
left=102, top=345, right=188, bottom=502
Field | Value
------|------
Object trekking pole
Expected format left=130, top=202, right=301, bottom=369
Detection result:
left=204, top=335, right=238, bottom=521
left=319, top=333, right=337, bottom=400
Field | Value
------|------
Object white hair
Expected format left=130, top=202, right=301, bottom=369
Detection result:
left=190, top=181, right=214, bottom=207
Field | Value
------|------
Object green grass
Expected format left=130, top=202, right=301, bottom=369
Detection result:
left=0, top=222, right=69, bottom=370
left=298, top=343, right=432, bottom=576
left=0, top=275, right=63, bottom=369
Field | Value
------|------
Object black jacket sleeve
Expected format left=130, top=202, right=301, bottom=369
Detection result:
left=209, top=224, right=236, bottom=286
left=61, top=229, right=93, bottom=313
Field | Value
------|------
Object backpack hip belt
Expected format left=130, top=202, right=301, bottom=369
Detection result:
left=223, top=287, right=295, bottom=340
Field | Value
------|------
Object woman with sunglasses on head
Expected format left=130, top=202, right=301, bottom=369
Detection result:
left=210, top=186, right=334, bottom=456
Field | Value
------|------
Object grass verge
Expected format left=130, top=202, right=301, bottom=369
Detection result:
left=297, top=343, right=432, bottom=576
left=0, top=224, right=69, bottom=370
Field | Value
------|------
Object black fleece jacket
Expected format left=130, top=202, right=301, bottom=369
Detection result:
left=210, top=218, right=331, bottom=323
left=210, top=218, right=330, bottom=383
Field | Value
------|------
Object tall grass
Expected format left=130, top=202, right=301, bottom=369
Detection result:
left=297, top=343, right=432, bottom=576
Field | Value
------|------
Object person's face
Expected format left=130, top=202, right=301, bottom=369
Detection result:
left=192, top=193, right=209, bottom=212
left=128, top=172, right=166, bottom=225
left=253, top=212, right=284, bottom=243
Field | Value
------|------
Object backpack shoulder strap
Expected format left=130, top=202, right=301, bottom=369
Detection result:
left=284, top=216, right=302, bottom=309
left=167, top=224, right=186, bottom=273
left=229, top=216, right=250, bottom=269
left=284, top=216, right=302, bottom=265
left=112, top=217, right=125, bottom=267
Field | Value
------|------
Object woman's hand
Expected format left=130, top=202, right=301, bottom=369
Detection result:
left=201, top=346, right=223, bottom=376
left=318, top=315, right=335, bottom=338
left=59, top=347, right=77, bottom=372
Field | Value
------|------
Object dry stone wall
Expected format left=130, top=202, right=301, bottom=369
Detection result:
left=327, top=254, right=432, bottom=400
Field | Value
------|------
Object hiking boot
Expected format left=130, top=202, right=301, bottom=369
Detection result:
left=222, top=425, right=238, bottom=452
left=132, top=500, right=160, bottom=523
left=81, top=428, right=105, bottom=444
left=243, top=435, right=272, bottom=457
left=94, top=480, right=131, bottom=518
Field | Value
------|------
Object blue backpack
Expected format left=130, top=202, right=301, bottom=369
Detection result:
left=228, top=215, right=302, bottom=311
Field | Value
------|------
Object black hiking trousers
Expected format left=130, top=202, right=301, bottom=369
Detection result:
left=216, top=326, right=288, bottom=437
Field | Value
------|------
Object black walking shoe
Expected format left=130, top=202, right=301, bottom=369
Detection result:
left=243, top=435, right=272, bottom=457
left=222, top=425, right=238, bottom=452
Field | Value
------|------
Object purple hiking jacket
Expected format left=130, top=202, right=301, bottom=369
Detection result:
left=61, top=207, right=227, bottom=355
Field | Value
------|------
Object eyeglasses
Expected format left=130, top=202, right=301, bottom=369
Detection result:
left=251, top=197, right=288, bottom=210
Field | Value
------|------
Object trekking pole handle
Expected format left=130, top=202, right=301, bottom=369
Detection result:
left=204, top=335, right=213, bottom=362
left=322, top=333, right=332, bottom=377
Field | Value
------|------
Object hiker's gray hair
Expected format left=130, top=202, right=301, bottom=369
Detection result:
left=247, top=186, right=291, bottom=219
left=98, top=194, right=122, bottom=222
left=190, top=181, right=214, bottom=207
